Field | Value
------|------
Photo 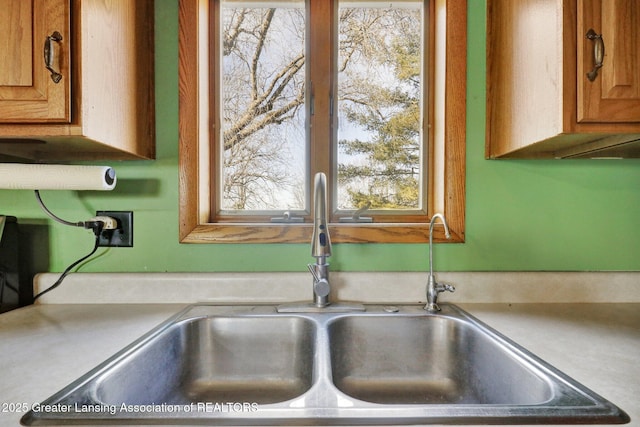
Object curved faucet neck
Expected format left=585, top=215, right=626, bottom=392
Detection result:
left=429, top=213, right=450, bottom=277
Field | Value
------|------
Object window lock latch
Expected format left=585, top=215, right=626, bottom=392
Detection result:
left=339, top=203, right=373, bottom=223
left=271, top=211, right=304, bottom=223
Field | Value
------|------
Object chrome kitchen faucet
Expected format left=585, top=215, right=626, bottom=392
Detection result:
left=278, top=173, right=364, bottom=313
left=309, top=172, right=332, bottom=307
left=425, top=213, right=455, bottom=311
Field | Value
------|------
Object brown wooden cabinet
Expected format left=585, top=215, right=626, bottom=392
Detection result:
left=0, top=0, right=70, bottom=123
left=486, top=0, right=640, bottom=159
left=577, top=0, right=640, bottom=124
left=0, top=0, right=155, bottom=161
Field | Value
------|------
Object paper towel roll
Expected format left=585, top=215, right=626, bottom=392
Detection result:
left=0, top=164, right=116, bottom=190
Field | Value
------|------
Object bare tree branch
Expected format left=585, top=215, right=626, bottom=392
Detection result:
left=223, top=9, right=248, bottom=56
left=250, top=9, right=276, bottom=100
left=223, top=51, right=305, bottom=151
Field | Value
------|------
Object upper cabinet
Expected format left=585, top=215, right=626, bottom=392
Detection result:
left=577, top=0, right=640, bottom=124
left=0, top=0, right=70, bottom=123
left=0, top=0, right=155, bottom=161
left=486, top=0, right=640, bottom=159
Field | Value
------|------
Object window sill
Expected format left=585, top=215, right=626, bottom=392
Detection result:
left=179, top=222, right=463, bottom=244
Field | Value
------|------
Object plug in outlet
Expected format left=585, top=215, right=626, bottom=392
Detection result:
left=96, top=211, right=133, bottom=247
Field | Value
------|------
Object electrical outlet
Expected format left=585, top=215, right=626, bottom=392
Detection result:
left=96, top=211, right=133, bottom=247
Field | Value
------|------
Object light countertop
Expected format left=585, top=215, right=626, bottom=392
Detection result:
left=0, top=302, right=638, bottom=427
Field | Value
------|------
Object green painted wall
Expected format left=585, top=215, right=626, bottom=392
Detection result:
left=1, top=0, right=639, bottom=273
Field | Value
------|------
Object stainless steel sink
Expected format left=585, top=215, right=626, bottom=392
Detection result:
left=96, top=315, right=315, bottom=406
left=22, top=304, right=629, bottom=425
left=329, top=316, right=552, bottom=405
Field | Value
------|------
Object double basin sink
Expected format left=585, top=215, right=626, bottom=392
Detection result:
left=22, top=304, right=629, bottom=425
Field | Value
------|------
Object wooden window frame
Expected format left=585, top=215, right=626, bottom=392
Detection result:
left=178, top=0, right=466, bottom=244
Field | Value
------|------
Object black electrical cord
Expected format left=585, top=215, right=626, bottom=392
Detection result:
left=32, top=232, right=102, bottom=302
left=34, top=190, right=85, bottom=227
left=32, top=191, right=105, bottom=302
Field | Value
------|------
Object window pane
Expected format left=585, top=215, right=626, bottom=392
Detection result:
left=219, top=0, right=306, bottom=212
left=337, top=0, right=424, bottom=211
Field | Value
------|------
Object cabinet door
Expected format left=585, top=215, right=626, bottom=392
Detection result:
left=578, top=0, right=640, bottom=123
left=0, top=0, right=70, bottom=122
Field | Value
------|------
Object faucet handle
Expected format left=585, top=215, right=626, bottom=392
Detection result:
left=308, top=264, right=330, bottom=298
left=440, top=283, right=455, bottom=293
left=425, top=279, right=455, bottom=312
left=307, top=264, right=320, bottom=282
left=314, top=278, right=331, bottom=299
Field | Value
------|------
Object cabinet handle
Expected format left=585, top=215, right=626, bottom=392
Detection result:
left=44, top=31, right=63, bottom=84
left=586, top=29, right=605, bottom=82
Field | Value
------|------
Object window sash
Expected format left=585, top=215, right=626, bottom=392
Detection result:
left=335, top=0, right=427, bottom=215
left=217, top=1, right=308, bottom=214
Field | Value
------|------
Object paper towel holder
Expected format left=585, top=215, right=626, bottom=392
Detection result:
left=0, top=164, right=117, bottom=191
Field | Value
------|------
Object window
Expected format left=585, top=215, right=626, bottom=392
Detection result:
left=178, top=0, right=466, bottom=243
left=218, top=0, right=424, bottom=216
left=219, top=0, right=306, bottom=213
